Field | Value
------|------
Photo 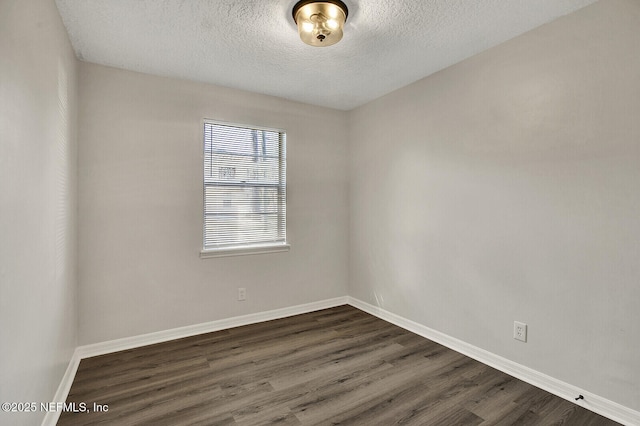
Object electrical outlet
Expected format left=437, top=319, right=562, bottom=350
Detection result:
left=238, top=287, right=246, bottom=301
left=514, top=321, right=527, bottom=342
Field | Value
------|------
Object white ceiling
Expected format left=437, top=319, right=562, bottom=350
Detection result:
left=55, top=0, right=598, bottom=110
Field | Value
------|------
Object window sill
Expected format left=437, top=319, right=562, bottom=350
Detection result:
left=200, top=243, right=290, bottom=259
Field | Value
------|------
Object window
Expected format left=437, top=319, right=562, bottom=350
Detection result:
left=201, top=120, right=288, bottom=257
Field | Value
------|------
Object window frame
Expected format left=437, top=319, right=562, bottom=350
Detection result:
left=200, top=119, right=289, bottom=258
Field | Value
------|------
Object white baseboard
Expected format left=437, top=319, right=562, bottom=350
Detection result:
left=41, top=348, right=82, bottom=426
left=76, top=296, right=349, bottom=359
left=44, top=295, right=638, bottom=426
left=42, top=296, right=349, bottom=426
left=347, top=296, right=640, bottom=426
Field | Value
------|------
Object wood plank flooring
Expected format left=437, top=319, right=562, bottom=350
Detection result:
left=58, top=305, right=619, bottom=425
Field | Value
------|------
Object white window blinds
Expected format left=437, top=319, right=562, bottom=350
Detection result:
left=203, top=121, right=287, bottom=252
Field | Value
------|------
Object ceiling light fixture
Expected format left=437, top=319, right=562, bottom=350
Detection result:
left=292, top=0, right=348, bottom=47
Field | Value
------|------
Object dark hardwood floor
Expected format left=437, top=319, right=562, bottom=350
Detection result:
left=58, top=305, right=619, bottom=425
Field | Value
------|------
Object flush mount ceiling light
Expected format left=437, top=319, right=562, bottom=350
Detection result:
left=292, top=0, right=348, bottom=47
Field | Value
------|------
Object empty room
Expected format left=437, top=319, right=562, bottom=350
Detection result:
left=1, top=0, right=639, bottom=425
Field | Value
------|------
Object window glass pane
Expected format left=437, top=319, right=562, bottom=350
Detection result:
left=205, top=125, right=281, bottom=158
left=204, top=155, right=280, bottom=185
left=203, top=121, right=286, bottom=250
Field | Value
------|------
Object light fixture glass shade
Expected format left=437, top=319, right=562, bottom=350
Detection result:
left=293, top=0, right=348, bottom=47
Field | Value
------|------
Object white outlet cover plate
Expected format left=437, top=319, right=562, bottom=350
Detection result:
left=514, top=321, right=527, bottom=342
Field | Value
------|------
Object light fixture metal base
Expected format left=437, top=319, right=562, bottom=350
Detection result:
left=292, top=0, right=349, bottom=47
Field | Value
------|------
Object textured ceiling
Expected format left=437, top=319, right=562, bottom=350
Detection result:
left=55, top=0, right=598, bottom=110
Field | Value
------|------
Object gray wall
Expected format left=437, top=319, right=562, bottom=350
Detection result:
left=0, top=0, right=78, bottom=425
left=77, top=63, right=349, bottom=344
left=349, top=0, right=640, bottom=412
